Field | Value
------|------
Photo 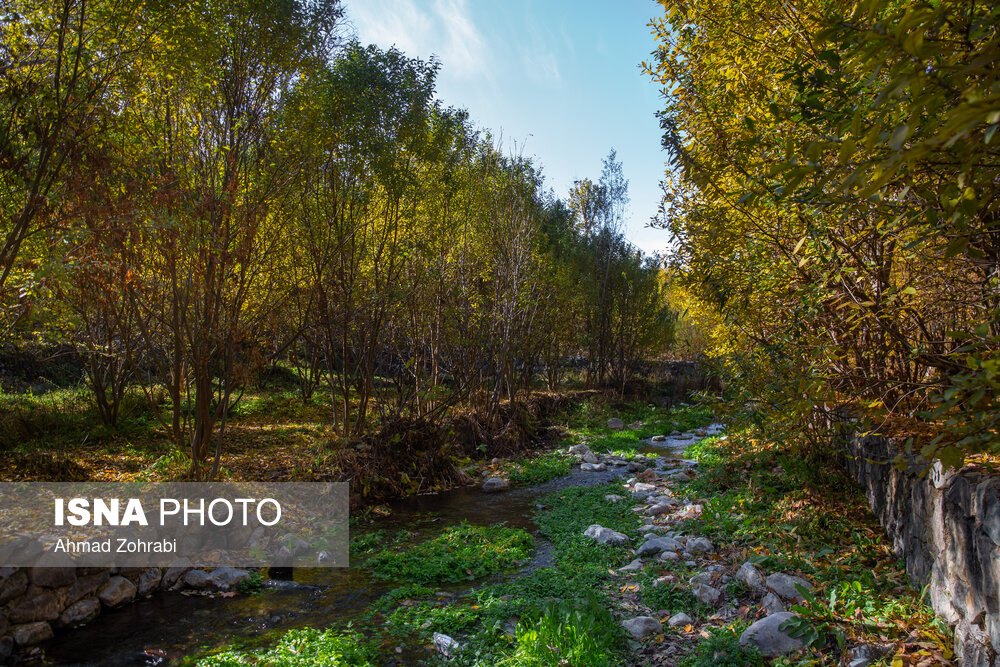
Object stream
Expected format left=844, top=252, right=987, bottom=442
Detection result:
left=38, top=439, right=684, bottom=666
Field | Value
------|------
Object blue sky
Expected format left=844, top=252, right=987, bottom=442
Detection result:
left=346, top=0, right=670, bottom=256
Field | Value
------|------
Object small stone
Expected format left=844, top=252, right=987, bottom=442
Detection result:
left=636, top=536, right=684, bottom=557
left=762, top=592, right=785, bottom=615
left=651, top=435, right=667, bottom=442
left=605, top=494, right=625, bottom=503
left=766, top=573, right=812, bottom=602
left=644, top=503, right=673, bottom=516
left=631, top=482, right=657, bottom=494
left=736, top=561, right=766, bottom=591
left=580, top=462, right=607, bottom=472
left=739, top=612, right=805, bottom=657
left=12, top=621, right=53, bottom=646
left=692, top=583, right=721, bottom=605
left=622, top=616, right=661, bottom=639
left=685, top=560, right=697, bottom=567
left=689, top=572, right=713, bottom=586
left=481, top=477, right=509, bottom=493
left=581, top=452, right=599, bottom=464
left=659, top=550, right=679, bottom=562
left=583, top=524, right=629, bottom=547
left=686, top=537, right=713, bottom=553
left=668, top=612, right=693, bottom=627
left=618, top=558, right=644, bottom=572
left=607, top=418, right=624, bottom=430
left=627, top=461, right=644, bottom=473
left=99, top=576, right=137, bottom=607
left=568, top=444, right=593, bottom=457
left=433, top=632, right=460, bottom=658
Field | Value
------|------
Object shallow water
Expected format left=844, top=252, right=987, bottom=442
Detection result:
left=39, top=443, right=686, bottom=666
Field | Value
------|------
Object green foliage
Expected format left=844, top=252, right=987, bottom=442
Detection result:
left=506, top=452, right=572, bottom=486
left=366, top=522, right=533, bottom=584
left=679, top=624, right=763, bottom=667
left=235, top=571, right=265, bottom=595
left=497, top=599, right=626, bottom=667
left=195, top=628, right=373, bottom=666
left=648, top=0, right=1000, bottom=462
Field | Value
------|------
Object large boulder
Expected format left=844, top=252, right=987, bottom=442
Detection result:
left=99, top=576, right=137, bottom=608
left=183, top=570, right=212, bottom=589
left=0, top=569, right=28, bottom=604
left=583, top=524, right=629, bottom=547
left=137, top=568, right=162, bottom=596
left=65, top=571, right=110, bottom=605
left=622, top=616, right=661, bottom=639
left=482, top=477, right=509, bottom=493
left=739, top=612, right=805, bottom=657
left=162, top=559, right=193, bottom=588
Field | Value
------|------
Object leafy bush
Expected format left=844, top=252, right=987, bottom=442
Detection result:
left=679, top=625, right=762, bottom=667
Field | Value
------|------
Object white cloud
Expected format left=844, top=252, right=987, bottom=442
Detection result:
left=348, top=0, right=488, bottom=79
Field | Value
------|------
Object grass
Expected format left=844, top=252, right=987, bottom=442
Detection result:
left=497, top=599, right=625, bottom=667
left=673, top=426, right=951, bottom=665
left=366, top=521, right=534, bottom=584
left=195, top=629, right=373, bottom=666
left=505, top=452, right=572, bottom=485
left=679, top=623, right=762, bottom=667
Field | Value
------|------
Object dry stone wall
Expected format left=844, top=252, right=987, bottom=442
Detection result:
left=845, top=432, right=1000, bottom=666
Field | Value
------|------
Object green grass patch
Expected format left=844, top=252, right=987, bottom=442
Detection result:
left=195, top=628, right=373, bottom=666
left=497, top=599, right=626, bottom=667
left=506, top=452, right=572, bottom=486
left=367, top=521, right=533, bottom=584
left=679, top=624, right=762, bottom=667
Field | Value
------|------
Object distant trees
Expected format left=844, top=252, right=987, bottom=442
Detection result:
left=648, top=0, right=1000, bottom=463
left=1, top=0, right=674, bottom=477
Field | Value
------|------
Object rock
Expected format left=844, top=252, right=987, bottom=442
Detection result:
left=637, top=469, right=658, bottom=482
left=12, top=621, right=53, bottom=646
left=659, top=550, right=679, bottom=561
left=583, top=524, right=629, bottom=547
left=651, top=435, right=667, bottom=442
left=280, top=533, right=311, bottom=554
left=631, top=482, right=656, bottom=494
left=182, top=570, right=212, bottom=589
left=685, top=560, right=697, bottom=567
left=622, top=616, right=661, bottom=639
left=686, top=537, right=713, bottom=553
left=433, top=632, right=460, bottom=658
left=671, top=430, right=681, bottom=436
left=99, top=576, right=137, bottom=607
left=605, top=494, right=625, bottom=503
left=736, top=561, right=766, bottom=591
left=65, top=571, right=110, bottom=604
left=668, top=612, right=692, bottom=627
left=136, top=568, right=162, bottom=596
left=644, top=503, right=673, bottom=516
left=762, top=592, right=785, bottom=615
left=607, top=418, right=624, bottom=430
left=210, top=567, right=251, bottom=591
left=481, top=477, right=509, bottom=493
left=581, top=452, right=599, bottom=464
left=692, top=583, right=721, bottom=605
left=618, top=558, right=644, bottom=572
left=568, top=444, right=593, bottom=457
left=739, top=612, right=805, bottom=657
left=0, top=637, right=11, bottom=662
left=845, top=643, right=894, bottom=667
left=59, top=598, right=101, bottom=627
left=0, top=569, right=28, bottom=604
left=162, top=559, right=193, bottom=588
left=636, top=537, right=684, bottom=557
left=627, top=421, right=643, bottom=430
left=580, top=462, right=607, bottom=472
left=28, top=567, right=76, bottom=588
left=689, top=572, right=714, bottom=586
left=8, top=586, right=63, bottom=623
left=627, top=461, right=644, bottom=473
left=766, top=573, right=812, bottom=602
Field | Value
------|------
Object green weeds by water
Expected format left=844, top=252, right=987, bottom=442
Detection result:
left=506, top=452, right=572, bottom=485
left=196, top=629, right=373, bottom=666
left=367, top=521, right=534, bottom=584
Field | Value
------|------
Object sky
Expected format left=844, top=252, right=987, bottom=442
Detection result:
left=345, top=0, right=671, bottom=256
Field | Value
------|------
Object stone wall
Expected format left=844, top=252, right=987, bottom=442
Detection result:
left=0, top=563, right=248, bottom=663
left=845, top=433, right=1000, bottom=666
